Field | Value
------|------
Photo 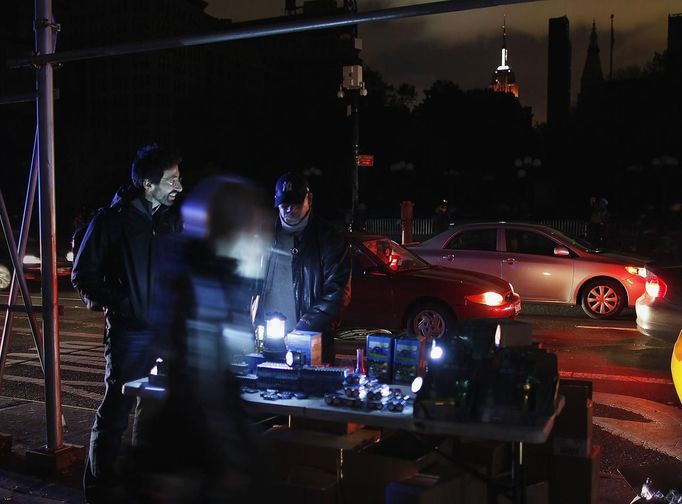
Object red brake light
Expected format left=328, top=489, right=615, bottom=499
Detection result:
left=466, top=292, right=505, bottom=306
left=645, top=276, right=667, bottom=299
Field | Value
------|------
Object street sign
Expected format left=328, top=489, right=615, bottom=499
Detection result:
left=357, top=154, right=374, bottom=167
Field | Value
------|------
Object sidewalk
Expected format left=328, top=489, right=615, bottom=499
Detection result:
left=1, top=397, right=92, bottom=504
left=1, top=394, right=681, bottom=503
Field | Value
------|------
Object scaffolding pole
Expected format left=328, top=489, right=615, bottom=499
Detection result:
left=10, top=0, right=543, bottom=68
left=0, top=128, right=45, bottom=389
left=35, top=0, right=63, bottom=451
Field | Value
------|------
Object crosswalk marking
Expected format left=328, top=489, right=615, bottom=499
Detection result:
left=8, top=353, right=103, bottom=365
left=17, top=360, right=103, bottom=374
left=2, top=375, right=103, bottom=401
left=4, top=329, right=102, bottom=340
left=575, top=325, right=639, bottom=332
left=60, top=330, right=103, bottom=339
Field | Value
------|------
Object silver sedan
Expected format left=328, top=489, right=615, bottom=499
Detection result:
left=409, top=222, right=650, bottom=319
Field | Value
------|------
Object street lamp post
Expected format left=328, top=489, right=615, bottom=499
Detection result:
left=338, top=64, right=367, bottom=231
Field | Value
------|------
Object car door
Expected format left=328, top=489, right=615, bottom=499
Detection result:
left=433, top=227, right=503, bottom=278
left=342, top=246, right=397, bottom=329
left=501, top=228, right=574, bottom=302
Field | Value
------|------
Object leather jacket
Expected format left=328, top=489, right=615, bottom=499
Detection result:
left=257, top=213, right=351, bottom=333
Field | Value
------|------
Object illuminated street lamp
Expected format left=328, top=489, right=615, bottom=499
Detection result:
left=337, top=63, right=367, bottom=231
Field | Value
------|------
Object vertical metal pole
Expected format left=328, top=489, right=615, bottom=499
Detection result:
left=35, top=0, right=63, bottom=450
left=350, top=90, right=359, bottom=231
left=609, top=14, right=614, bottom=81
left=0, top=129, right=45, bottom=388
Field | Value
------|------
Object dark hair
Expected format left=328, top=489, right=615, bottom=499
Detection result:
left=130, top=144, right=182, bottom=188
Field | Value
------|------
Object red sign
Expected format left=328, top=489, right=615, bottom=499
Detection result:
left=357, top=154, right=374, bottom=167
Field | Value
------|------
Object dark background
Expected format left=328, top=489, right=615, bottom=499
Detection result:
left=1, top=0, right=680, bottom=246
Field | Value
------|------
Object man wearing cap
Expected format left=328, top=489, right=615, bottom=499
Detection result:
left=256, top=171, right=351, bottom=363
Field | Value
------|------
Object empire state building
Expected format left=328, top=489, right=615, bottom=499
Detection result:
left=490, top=19, right=520, bottom=98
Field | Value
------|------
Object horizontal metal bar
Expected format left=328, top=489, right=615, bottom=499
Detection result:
left=0, top=89, right=59, bottom=105
left=7, top=0, right=543, bottom=68
left=0, top=304, right=64, bottom=315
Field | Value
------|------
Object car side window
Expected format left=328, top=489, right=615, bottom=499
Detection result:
left=352, top=247, right=377, bottom=275
left=506, top=230, right=558, bottom=256
left=445, top=229, right=497, bottom=251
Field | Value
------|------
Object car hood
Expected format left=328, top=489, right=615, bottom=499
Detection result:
left=400, top=266, right=512, bottom=292
left=577, top=250, right=651, bottom=266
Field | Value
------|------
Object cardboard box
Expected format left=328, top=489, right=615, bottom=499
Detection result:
left=367, top=334, right=394, bottom=383
left=343, top=432, right=439, bottom=503
left=498, top=481, right=549, bottom=504
left=492, top=319, right=534, bottom=347
left=273, top=466, right=338, bottom=504
left=552, top=399, right=593, bottom=457
left=393, top=337, right=419, bottom=384
left=261, top=425, right=380, bottom=478
left=386, top=473, right=463, bottom=504
left=551, top=379, right=593, bottom=457
left=287, top=330, right=322, bottom=366
left=289, top=416, right=365, bottom=435
left=452, top=472, right=549, bottom=504
left=549, top=445, right=601, bottom=504
left=523, top=445, right=551, bottom=482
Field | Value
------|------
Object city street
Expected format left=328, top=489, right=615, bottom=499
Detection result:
left=1, top=288, right=678, bottom=422
left=0, top=287, right=680, bottom=503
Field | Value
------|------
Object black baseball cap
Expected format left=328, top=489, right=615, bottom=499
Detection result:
left=274, top=172, right=310, bottom=207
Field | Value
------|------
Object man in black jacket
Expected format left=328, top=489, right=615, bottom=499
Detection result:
left=257, top=172, right=351, bottom=364
left=72, top=144, right=183, bottom=503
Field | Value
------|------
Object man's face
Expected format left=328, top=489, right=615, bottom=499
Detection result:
left=278, top=192, right=312, bottom=226
left=146, top=165, right=183, bottom=207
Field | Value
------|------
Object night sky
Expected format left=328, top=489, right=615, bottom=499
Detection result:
left=206, top=0, right=677, bottom=122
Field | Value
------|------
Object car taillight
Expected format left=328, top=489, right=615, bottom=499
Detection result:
left=466, top=292, right=505, bottom=306
left=645, top=276, right=667, bottom=299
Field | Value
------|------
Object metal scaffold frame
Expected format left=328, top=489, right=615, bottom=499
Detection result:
left=2, top=0, right=542, bottom=454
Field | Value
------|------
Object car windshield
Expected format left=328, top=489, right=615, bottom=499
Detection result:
left=362, top=238, right=429, bottom=272
left=546, top=228, right=598, bottom=253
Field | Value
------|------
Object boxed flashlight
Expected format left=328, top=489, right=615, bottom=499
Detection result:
left=286, top=330, right=322, bottom=366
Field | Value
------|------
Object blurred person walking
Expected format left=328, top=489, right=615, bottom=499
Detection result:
left=71, top=144, right=183, bottom=503
left=127, top=176, right=272, bottom=503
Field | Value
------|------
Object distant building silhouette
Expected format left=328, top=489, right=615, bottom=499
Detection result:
left=578, top=20, right=604, bottom=103
left=490, top=17, right=519, bottom=98
left=547, top=16, right=571, bottom=132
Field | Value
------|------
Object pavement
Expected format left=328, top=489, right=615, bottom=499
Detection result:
left=0, top=397, right=90, bottom=503
left=1, top=394, right=681, bottom=503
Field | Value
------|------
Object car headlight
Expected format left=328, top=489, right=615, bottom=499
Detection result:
left=22, top=255, right=41, bottom=266
left=625, top=266, right=647, bottom=277
left=466, top=292, right=505, bottom=306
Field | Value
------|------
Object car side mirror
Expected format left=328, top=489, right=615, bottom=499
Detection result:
left=554, top=246, right=570, bottom=257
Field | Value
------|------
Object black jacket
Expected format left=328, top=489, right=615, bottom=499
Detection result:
left=71, top=185, right=181, bottom=329
left=258, top=214, right=352, bottom=333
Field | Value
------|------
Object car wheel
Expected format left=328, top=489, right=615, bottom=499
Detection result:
left=581, top=278, right=626, bottom=319
left=407, top=303, right=455, bottom=341
left=0, top=264, right=11, bottom=290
